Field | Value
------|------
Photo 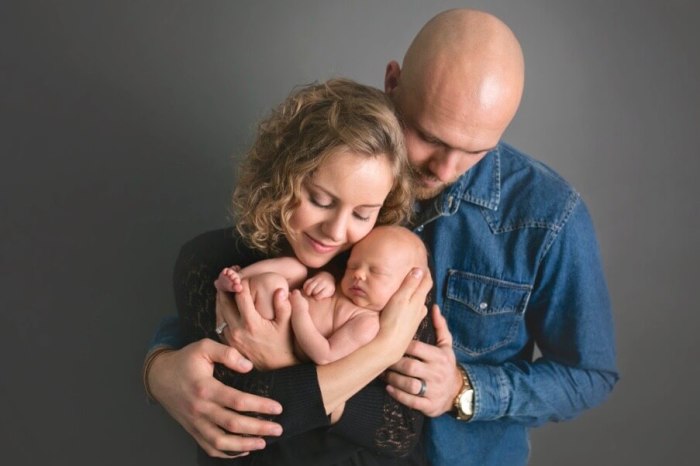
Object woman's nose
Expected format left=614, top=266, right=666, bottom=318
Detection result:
left=322, top=212, right=348, bottom=243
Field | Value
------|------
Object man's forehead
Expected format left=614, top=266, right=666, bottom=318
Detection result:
left=398, top=69, right=508, bottom=153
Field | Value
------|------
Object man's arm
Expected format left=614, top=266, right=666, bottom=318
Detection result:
left=462, top=201, right=618, bottom=424
left=386, top=201, right=619, bottom=424
left=146, top=338, right=283, bottom=458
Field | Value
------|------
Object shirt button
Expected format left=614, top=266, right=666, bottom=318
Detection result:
left=479, top=302, right=488, bottom=310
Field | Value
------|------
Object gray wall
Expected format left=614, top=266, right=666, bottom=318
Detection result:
left=1, top=1, right=697, bottom=465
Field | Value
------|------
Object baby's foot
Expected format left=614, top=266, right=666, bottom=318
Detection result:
left=214, top=266, right=244, bottom=293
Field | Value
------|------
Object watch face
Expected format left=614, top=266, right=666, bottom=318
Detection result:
left=459, top=389, right=474, bottom=415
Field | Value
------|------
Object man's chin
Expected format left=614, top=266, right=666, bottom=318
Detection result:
left=415, top=183, right=447, bottom=200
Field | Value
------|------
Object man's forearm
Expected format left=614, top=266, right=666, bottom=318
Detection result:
left=465, top=359, right=618, bottom=424
left=143, top=315, right=184, bottom=401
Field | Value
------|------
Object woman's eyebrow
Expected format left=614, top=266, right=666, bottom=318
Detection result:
left=309, top=183, right=384, bottom=208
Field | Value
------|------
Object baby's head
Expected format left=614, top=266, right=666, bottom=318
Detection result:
left=340, top=226, right=429, bottom=311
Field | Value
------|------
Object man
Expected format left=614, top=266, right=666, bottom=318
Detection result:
left=145, top=9, right=617, bottom=465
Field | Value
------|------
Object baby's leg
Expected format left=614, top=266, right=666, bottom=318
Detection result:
left=248, top=272, right=290, bottom=320
left=214, top=266, right=244, bottom=293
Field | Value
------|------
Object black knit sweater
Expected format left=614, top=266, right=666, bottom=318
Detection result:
left=175, top=228, right=434, bottom=465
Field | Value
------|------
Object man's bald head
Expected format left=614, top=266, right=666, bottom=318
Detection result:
left=385, top=9, right=525, bottom=199
left=402, top=9, right=524, bottom=125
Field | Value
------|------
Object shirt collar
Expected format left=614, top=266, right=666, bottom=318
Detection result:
left=445, top=144, right=501, bottom=211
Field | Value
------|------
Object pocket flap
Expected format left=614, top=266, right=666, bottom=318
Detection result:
left=446, top=270, right=531, bottom=316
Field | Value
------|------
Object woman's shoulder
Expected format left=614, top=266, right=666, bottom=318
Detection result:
left=177, top=227, right=265, bottom=271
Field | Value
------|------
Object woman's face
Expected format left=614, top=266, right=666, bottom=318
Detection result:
left=286, top=149, right=394, bottom=269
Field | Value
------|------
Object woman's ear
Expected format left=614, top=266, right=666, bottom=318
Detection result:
left=384, top=61, right=401, bottom=94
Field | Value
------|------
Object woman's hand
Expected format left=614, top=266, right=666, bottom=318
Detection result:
left=375, top=267, right=433, bottom=360
left=316, top=267, right=433, bottom=416
left=217, top=280, right=299, bottom=370
left=147, top=339, right=283, bottom=458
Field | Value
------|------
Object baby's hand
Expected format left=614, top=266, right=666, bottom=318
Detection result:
left=214, top=266, right=243, bottom=293
left=303, top=271, right=335, bottom=299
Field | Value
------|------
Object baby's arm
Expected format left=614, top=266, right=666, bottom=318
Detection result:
left=215, top=256, right=308, bottom=293
left=292, top=302, right=380, bottom=365
left=302, top=271, right=336, bottom=299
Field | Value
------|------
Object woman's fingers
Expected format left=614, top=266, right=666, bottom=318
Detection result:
left=272, top=287, right=291, bottom=323
left=233, top=279, right=260, bottom=325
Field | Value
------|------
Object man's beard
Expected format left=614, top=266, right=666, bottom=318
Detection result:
left=412, top=167, right=451, bottom=200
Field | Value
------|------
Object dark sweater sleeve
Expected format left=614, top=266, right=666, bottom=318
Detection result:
left=174, top=229, right=330, bottom=440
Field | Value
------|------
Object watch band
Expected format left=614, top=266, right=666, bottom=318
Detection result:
left=453, top=364, right=474, bottom=420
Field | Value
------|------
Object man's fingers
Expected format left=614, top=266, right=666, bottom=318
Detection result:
left=215, top=382, right=283, bottom=417
left=431, top=304, right=453, bottom=349
left=191, top=339, right=284, bottom=414
left=384, top=372, right=447, bottom=418
left=385, top=369, right=425, bottom=396
left=194, top=418, right=264, bottom=458
left=199, top=339, right=253, bottom=373
left=209, top=403, right=282, bottom=437
left=385, top=383, right=428, bottom=412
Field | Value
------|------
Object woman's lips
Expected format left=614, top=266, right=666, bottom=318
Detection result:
left=305, top=233, right=338, bottom=254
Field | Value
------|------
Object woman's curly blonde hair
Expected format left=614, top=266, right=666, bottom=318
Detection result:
left=232, top=78, right=412, bottom=254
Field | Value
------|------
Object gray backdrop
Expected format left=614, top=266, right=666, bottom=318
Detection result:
left=1, top=1, right=698, bottom=465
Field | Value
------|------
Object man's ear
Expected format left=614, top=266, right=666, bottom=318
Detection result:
left=384, top=61, right=401, bottom=94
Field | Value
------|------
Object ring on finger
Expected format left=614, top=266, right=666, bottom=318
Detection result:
left=417, top=378, right=427, bottom=397
left=216, top=321, right=229, bottom=335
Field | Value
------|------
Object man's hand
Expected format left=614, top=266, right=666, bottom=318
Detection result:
left=385, top=305, right=462, bottom=417
left=217, top=280, right=298, bottom=370
left=147, top=339, right=283, bottom=458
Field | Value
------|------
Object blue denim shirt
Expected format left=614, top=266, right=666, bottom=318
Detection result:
left=413, top=142, right=618, bottom=466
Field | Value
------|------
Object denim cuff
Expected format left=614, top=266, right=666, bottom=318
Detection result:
left=147, top=314, right=185, bottom=350
left=143, top=315, right=185, bottom=404
left=462, top=363, right=508, bottom=421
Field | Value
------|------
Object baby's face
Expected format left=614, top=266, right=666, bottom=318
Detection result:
left=340, top=232, right=418, bottom=311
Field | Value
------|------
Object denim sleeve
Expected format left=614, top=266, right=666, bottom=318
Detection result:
left=465, top=200, right=619, bottom=425
left=146, top=315, right=185, bottom=353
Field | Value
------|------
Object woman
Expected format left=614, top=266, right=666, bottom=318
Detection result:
left=175, top=79, right=434, bottom=465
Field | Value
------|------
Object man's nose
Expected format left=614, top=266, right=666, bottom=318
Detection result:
left=430, top=148, right=460, bottom=182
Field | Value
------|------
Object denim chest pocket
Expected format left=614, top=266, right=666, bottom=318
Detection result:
left=445, top=270, right=532, bottom=356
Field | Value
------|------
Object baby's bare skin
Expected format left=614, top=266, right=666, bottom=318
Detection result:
left=215, top=226, right=428, bottom=364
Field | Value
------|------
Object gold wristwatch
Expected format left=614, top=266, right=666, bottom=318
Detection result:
left=453, top=364, right=474, bottom=421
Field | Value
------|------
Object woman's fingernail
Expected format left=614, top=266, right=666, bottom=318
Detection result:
left=411, top=268, right=423, bottom=278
